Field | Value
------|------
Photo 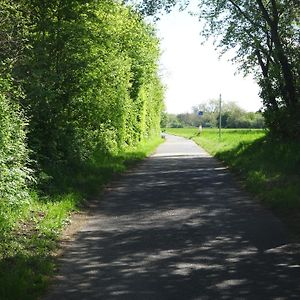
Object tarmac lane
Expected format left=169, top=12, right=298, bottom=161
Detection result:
left=44, top=134, right=300, bottom=300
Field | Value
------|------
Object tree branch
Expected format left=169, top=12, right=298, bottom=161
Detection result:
left=228, top=0, right=267, bottom=32
left=270, top=0, right=279, bottom=23
left=255, top=0, right=273, bottom=26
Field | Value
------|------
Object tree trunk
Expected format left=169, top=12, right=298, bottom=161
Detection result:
left=270, top=26, right=297, bottom=107
left=256, top=0, right=297, bottom=107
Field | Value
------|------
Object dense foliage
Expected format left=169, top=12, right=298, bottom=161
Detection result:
left=136, top=0, right=300, bottom=138
left=0, top=77, right=31, bottom=206
left=0, top=0, right=163, bottom=245
left=0, top=1, right=31, bottom=206
left=0, top=0, right=163, bottom=190
left=0, top=1, right=164, bottom=296
left=15, top=0, right=164, bottom=168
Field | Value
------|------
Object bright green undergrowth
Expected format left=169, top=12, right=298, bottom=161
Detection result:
left=167, top=127, right=300, bottom=220
left=0, top=137, right=162, bottom=300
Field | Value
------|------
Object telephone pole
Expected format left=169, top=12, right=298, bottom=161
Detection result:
left=219, top=94, right=222, bottom=139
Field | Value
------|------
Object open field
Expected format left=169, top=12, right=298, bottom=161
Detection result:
left=166, top=128, right=300, bottom=238
left=0, top=137, right=163, bottom=300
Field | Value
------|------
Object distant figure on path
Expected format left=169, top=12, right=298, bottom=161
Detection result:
left=198, top=124, right=203, bottom=135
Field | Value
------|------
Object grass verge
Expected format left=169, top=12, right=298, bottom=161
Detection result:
left=166, top=128, right=300, bottom=238
left=0, top=137, right=163, bottom=300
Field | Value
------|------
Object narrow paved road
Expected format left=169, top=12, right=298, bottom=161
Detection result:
left=45, top=134, right=300, bottom=300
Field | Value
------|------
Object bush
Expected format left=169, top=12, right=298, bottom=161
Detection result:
left=264, top=105, right=300, bottom=139
left=0, top=77, right=31, bottom=206
left=16, top=0, right=164, bottom=171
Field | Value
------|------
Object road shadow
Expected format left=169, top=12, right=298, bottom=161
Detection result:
left=45, top=153, right=300, bottom=300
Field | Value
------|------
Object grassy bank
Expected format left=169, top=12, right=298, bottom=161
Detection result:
left=0, top=137, right=162, bottom=300
left=166, top=128, right=300, bottom=237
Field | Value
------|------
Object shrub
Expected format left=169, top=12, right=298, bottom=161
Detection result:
left=0, top=76, right=31, bottom=206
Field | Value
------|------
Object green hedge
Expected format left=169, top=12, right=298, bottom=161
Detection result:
left=0, top=77, right=31, bottom=206
left=0, top=0, right=164, bottom=202
left=15, top=0, right=164, bottom=170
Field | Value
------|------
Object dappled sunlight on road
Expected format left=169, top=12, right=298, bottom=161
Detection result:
left=45, top=135, right=300, bottom=300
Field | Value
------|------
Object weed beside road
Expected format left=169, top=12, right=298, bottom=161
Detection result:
left=166, top=128, right=300, bottom=238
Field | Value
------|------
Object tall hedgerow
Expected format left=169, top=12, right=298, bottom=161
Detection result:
left=0, top=76, right=31, bottom=207
left=15, top=0, right=164, bottom=170
left=0, top=0, right=31, bottom=207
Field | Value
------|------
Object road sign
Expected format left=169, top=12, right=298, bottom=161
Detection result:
left=198, top=111, right=204, bottom=116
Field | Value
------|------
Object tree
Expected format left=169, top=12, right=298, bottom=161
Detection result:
left=135, top=0, right=300, bottom=138
left=0, top=0, right=31, bottom=205
left=0, top=77, right=31, bottom=205
left=0, top=0, right=28, bottom=69
left=0, top=0, right=164, bottom=202
left=193, top=99, right=265, bottom=128
left=192, top=99, right=219, bottom=127
left=14, top=0, right=164, bottom=169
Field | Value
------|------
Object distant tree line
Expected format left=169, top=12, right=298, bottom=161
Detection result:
left=0, top=0, right=164, bottom=206
left=162, top=100, right=265, bottom=129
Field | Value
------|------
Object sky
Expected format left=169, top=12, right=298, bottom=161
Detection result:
left=154, top=8, right=263, bottom=114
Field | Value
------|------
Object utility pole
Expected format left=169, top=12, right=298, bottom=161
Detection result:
left=219, top=94, right=222, bottom=140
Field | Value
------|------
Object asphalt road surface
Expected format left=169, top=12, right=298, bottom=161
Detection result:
left=45, top=134, right=300, bottom=300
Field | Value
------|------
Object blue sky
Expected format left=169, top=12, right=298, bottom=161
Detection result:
left=155, top=8, right=263, bottom=114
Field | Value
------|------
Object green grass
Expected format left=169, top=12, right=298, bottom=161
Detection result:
left=0, top=194, right=77, bottom=300
left=166, top=128, right=300, bottom=237
left=0, top=137, right=163, bottom=300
